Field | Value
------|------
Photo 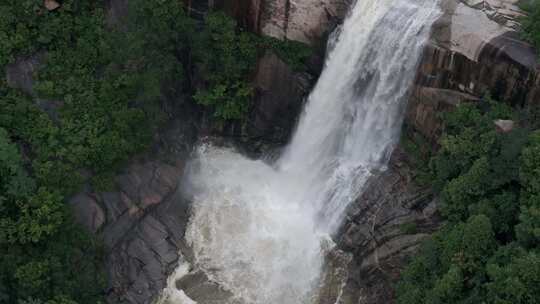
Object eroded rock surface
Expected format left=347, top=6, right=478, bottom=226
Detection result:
left=61, top=1, right=540, bottom=304
left=336, top=1, right=539, bottom=303
left=424, top=0, right=537, bottom=100
left=217, top=0, right=351, bottom=45
left=337, top=149, right=441, bottom=304
left=70, top=160, right=190, bottom=304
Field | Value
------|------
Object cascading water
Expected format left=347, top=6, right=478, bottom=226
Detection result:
left=158, top=0, right=441, bottom=303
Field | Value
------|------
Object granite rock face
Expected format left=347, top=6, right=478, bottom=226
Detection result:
left=410, top=0, right=538, bottom=141
left=336, top=149, right=441, bottom=304
left=31, top=1, right=540, bottom=303
left=69, top=160, right=191, bottom=304
left=200, top=50, right=315, bottom=156
left=337, top=1, right=540, bottom=303
left=216, top=0, right=351, bottom=45
left=245, top=51, right=312, bottom=150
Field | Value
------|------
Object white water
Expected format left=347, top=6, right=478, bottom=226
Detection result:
left=159, top=0, right=441, bottom=303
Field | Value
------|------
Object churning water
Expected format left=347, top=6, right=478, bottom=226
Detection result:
left=158, top=0, right=441, bottom=303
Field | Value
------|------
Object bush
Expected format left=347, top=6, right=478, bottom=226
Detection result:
left=521, top=0, right=540, bottom=51
left=192, top=12, right=258, bottom=120
left=0, top=1, right=311, bottom=302
left=0, top=0, right=195, bottom=302
left=396, top=100, right=540, bottom=304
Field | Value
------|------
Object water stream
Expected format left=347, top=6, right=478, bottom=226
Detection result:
left=158, top=0, right=441, bottom=303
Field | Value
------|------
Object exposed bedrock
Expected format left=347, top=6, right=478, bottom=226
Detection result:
left=411, top=0, right=538, bottom=142
left=201, top=50, right=315, bottom=156
left=337, top=1, right=540, bottom=304
left=7, top=0, right=533, bottom=303
left=214, top=0, right=351, bottom=45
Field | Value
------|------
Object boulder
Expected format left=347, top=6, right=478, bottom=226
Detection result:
left=84, top=160, right=191, bottom=304
left=248, top=51, right=311, bottom=145
left=494, top=119, right=515, bottom=132
left=44, top=0, right=60, bottom=11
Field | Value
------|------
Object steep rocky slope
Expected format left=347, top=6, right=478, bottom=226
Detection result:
left=337, top=1, right=539, bottom=303
left=214, top=0, right=351, bottom=45
left=7, top=1, right=538, bottom=303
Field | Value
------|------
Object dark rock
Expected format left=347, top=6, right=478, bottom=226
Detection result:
left=406, top=86, right=479, bottom=144
left=202, top=51, right=314, bottom=156
left=103, top=162, right=191, bottom=304
left=69, top=193, right=106, bottom=233
left=248, top=51, right=311, bottom=143
left=337, top=148, right=441, bottom=304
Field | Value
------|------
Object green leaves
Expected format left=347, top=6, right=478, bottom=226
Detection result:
left=192, top=12, right=258, bottom=120
left=486, top=249, right=540, bottom=304
left=259, top=36, right=313, bottom=71
left=397, top=100, right=540, bottom=304
left=521, top=0, right=540, bottom=56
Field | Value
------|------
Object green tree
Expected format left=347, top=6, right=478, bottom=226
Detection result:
left=193, top=12, right=258, bottom=120
left=397, top=100, right=540, bottom=304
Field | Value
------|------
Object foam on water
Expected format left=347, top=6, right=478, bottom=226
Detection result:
left=159, top=0, right=441, bottom=303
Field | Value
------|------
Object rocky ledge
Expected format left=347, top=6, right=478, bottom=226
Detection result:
left=6, top=0, right=535, bottom=303
left=337, top=148, right=440, bottom=304
left=337, top=1, right=540, bottom=303
left=411, top=0, right=538, bottom=143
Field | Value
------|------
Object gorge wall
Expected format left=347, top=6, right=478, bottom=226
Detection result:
left=5, top=1, right=537, bottom=303
left=212, top=0, right=351, bottom=45
left=95, top=0, right=540, bottom=303
left=338, top=1, right=540, bottom=303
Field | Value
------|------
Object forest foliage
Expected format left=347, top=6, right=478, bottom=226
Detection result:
left=396, top=99, right=540, bottom=304
left=0, top=1, right=311, bottom=303
left=397, top=4, right=540, bottom=302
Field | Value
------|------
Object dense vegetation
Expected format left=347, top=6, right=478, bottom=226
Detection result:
left=397, top=4, right=540, bottom=301
left=396, top=99, right=540, bottom=304
left=0, top=1, right=312, bottom=303
left=522, top=0, right=540, bottom=50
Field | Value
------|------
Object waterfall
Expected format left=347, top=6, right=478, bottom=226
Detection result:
left=158, top=0, right=441, bottom=303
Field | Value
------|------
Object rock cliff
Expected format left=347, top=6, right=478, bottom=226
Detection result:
left=214, top=0, right=351, bottom=45
left=337, top=1, right=540, bottom=303
left=7, top=0, right=537, bottom=303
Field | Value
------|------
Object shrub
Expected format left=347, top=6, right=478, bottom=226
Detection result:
left=396, top=100, right=540, bottom=304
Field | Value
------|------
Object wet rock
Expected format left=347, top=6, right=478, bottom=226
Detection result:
left=205, top=51, right=314, bottom=156
left=337, top=148, right=441, bottom=304
left=249, top=51, right=311, bottom=143
left=177, top=271, right=235, bottom=303
left=102, top=161, right=191, bottom=304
